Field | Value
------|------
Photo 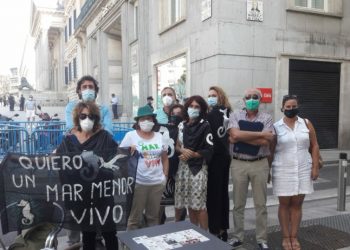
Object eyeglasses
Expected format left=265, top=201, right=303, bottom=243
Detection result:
left=244, top=94, right=260, bottom=100
left=79, top=113, right=96, bottom=120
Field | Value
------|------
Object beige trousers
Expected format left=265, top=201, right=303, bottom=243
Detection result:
left=127, top=183, right=165, bottom=230
left=230, top=158, right=269, bottom=243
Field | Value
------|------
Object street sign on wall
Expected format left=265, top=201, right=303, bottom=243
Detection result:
left=247, top=0, right=263, bottom=22
left=257, top=88, right=272, bottom=103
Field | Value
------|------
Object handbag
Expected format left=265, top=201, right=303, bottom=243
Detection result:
left=303, top=119, right=323, bottom=169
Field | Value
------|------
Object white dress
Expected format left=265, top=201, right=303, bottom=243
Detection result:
left=272, top=117, right=314, bottom=196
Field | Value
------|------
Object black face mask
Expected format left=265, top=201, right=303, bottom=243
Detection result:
left=284, top=108, right=299, bottom=118
left=169, top=115, right=183, bottom=126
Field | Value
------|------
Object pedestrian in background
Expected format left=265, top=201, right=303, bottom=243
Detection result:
left=120, top=105, right=168, bottom=230
left=24, top=95, right=36, bottom=121
left=228, top=88, right=274, bottom=250
left=111, top=93, right=119, bottom=119
left=271, top=95, right=319, bottom=250
left=65, top=75, right=113, bottom=135
left=206, top=86, right=232, bottom=241
left=146, top=96, right=154, bottom=112
left=154, top=87, right=176, bottom=124
left=8, top=94, right=15, bottom=111
left=20, top=94, right=25, bottom=111
left=175, top=95, right=213, bottom=230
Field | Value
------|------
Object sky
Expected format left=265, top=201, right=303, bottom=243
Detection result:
left=0, top=0, right=31, bottom=75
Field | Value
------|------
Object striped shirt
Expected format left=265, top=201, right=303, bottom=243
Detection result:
left=228, top=109, right=273, bottom=159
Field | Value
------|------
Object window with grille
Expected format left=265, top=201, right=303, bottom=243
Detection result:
left=295, top=0, right=325, bottom=10
left=159, top=0, right=186, bottom=31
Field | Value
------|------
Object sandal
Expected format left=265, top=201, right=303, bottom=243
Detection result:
left=291, top=237, right=301, bottom=250
left=282, top=237, right=292, bottom=250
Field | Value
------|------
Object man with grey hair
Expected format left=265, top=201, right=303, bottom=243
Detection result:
left=228, top=88, right=274, bottom=250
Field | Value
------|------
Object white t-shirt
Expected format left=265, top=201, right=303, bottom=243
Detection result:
left=120, top=130, right=167, bottom=185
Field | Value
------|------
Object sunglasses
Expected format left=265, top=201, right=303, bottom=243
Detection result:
left=79, top=113, right=96, bottom=120
left=245, top=94, right=260, bottom=100
left=283, top=94, right=298, bottom=100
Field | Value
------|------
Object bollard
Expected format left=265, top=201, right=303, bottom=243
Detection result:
left=337, top=153, right=348, bottom=211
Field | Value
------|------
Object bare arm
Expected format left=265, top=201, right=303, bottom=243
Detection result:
left=161, top=151, right=169, bottom=177
left=306, top=120, right=320, bottom=180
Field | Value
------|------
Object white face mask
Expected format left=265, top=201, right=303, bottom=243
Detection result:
left=162, top=96, right=173, bottom=107
left=80, top=118, right=94, bottom=132
left=139, top=120, right=154, bottom=132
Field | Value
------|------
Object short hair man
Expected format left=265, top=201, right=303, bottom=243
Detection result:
left=24, top=95, right=36, bottom=122
left=228, top=88, right=274, bottom=250
left=111, top=93, right=119, bottom=119
left=65, top=75, right=113, bottom=134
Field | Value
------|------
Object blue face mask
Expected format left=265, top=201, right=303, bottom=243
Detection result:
left=207, top=97, right=218, bottom=107
left=82, top=89, right=96, bottom=101
left=187, top=108, right=200, bottom=119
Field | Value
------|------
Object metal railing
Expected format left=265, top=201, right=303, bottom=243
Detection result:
left=0, top=122, right=134, bottom=159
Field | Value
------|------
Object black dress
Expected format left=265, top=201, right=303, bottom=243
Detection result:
left=56, top=130, right=119, bottom=250
left=206, top=106, right=231, bottom=236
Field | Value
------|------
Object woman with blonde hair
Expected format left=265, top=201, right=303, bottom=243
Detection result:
left=206, top=86, right=232, bottom=241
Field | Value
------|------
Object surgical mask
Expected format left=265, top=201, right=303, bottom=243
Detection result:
left=169, top=115, right=183, bottom=126
left=162, top=96, right=173, bottom=106
left=207, top=97, right=218, bottom=107
left=187, top=108, right=200, bottom=119
left=284, top=108, right=299, bottom=118
left=82, top=89, right=96, bottom=101
left=139, top=120, right=154, bottom=132
left=80, top=118, right=94, bottom=132
left=29, top=98, right=33, bottom=101
left=245, top=99, right=260, bottom=111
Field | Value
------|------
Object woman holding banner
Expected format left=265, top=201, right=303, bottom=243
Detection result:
left=120, top=105, right=169, bottom=230
left=56, top=101, right=118, bottom=250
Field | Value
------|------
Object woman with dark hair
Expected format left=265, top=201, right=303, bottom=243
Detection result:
left=206, top=86, right=232, bottom=241
left=174, top=95, right=213, bottom=229
left=271, top=95, right=319, bottom=250
left=56, top=101, right=118, bottom=250
left=120, top=105, right=169, bottom=230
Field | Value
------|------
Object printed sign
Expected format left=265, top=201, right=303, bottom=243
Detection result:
left=247, top=0, right=263, bottom=22
left=0, top=148, right=138, bottom=234
left=257, top=87, right=272, bottom=103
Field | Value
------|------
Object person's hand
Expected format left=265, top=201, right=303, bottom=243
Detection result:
left=130, top=145, right=136, bottom=155
left=181, top=148, right=195, bottom=159
left=311, top=167, right=319, bottom=181
left=262, top=131, right=274, bottom=142
left=267, top=171, right=272, bottom=184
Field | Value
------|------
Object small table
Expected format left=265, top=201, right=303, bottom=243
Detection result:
left=118, top=221, right=232, bottom=250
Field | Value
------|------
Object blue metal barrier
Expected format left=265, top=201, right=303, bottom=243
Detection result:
left=112, top=123, right=133, bottom=144
left=31, top=129, right=65, bottom=154
left=0, top=122, right=133, bottom=160
left=0, top=127, right=30, bottom=159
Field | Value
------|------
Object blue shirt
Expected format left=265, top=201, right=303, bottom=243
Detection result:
left=65, top=101, right=113, bottom=134
left=154, top=108, right=169, bottom=125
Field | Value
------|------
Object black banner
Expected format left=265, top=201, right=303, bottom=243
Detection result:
left=0, top=147, right=138, bottom=234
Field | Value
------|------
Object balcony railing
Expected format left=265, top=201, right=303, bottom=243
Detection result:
left=75, top=0, right=97, bottom=30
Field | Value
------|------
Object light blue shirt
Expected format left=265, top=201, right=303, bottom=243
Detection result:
left=65, top=101, right=113, bottom=134
left=154, top=108, right=169, bottom=125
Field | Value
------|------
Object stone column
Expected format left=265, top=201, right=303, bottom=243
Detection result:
left=121, top=2, right=133, bottom=119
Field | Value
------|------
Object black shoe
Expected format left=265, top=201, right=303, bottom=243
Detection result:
left=228, top=239, right=243, bottom=249
left=257, top=242, right=269, bottom=250
left=218, top=231, right=228, bottom=242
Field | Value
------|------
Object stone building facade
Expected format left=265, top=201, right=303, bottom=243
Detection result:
left=70, top=0, right=350, bottom=148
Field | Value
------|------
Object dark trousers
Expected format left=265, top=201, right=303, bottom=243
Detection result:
left=207, top=153, right=231, bottom=234
left=82, top=231, right=118, bottom=250
left=112, top=104, right=118, bottom=119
